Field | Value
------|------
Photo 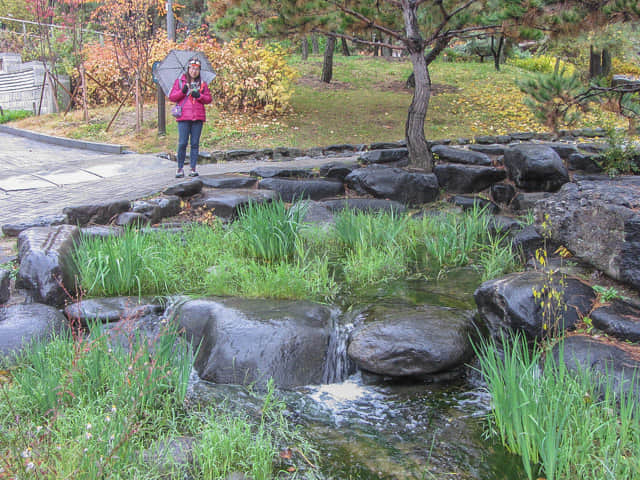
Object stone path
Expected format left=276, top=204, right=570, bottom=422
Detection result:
left=0, top=131, right=354, bottom=226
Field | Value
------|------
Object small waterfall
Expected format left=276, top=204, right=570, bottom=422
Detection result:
left=322, top=309, right=358, bottom=384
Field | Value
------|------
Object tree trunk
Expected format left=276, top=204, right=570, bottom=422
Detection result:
left=382, top=37, right=392, bottom=57
left=602, top=48, right=611, bottom=77
left=321, top=35, right=335, bottom=83
left=402, top=1, right=433, bottom=170
left=80, top=64, right=89, bottom=121
left=135, top=73, right=142, bottom=131
left=589, top=45, right=602, bottom=78
left=341, top=37, right=350, bottom=56
left=491, top=35, right=504, bottom=72
left=311, top=34, right=319, bottom=54
left=301, top=36, right=309, bottom=60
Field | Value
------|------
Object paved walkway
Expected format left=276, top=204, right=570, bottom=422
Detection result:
left=0, top=131, right=351, bottom=226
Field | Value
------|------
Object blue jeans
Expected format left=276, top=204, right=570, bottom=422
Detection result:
left=177, top=120, right=203, bottom=170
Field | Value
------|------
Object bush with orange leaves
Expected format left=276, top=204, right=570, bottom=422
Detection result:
left=82, top=31, right=296, bottom=115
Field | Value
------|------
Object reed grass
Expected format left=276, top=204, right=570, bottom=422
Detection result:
left=475, top=334, right=640, bottom=480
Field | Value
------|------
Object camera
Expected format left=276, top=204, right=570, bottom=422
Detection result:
left=189, top=82, right=199, bottom=91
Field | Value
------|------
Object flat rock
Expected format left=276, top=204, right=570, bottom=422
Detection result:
left=190, top=189, right=277, bottom=219
left=65, top=296, right=165, bottom=324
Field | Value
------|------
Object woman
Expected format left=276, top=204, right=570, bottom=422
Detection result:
left=168, top=58, right=212, bottom=178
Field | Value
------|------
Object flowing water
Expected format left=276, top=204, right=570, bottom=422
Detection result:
left=186, top=268, right=527, bottom=479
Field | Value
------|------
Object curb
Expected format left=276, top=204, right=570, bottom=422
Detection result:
left=0, top=125, right=126, bottom=154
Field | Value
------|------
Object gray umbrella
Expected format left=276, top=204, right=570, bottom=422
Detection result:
left=153, top=49, right=216, bottom=96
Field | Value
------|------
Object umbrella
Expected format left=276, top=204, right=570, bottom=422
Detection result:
left=153, top=49, right=216, bottom=96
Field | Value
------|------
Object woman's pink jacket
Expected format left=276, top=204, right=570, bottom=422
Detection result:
left=168, top=74, right=212, bottom=122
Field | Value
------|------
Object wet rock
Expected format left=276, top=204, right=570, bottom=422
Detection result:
left=200, top=175, right=257, bottom=189
left=258, top=177, right=344, bottom=202
left=17, top=225, right=79, bottom=307
left=568, top=152, right=602, bottom=173
left=131, top=196, right=181, bottom=224
left=468, top=144, right=508, bottom=156
left=431, top=145, right=492, bottom=166
left=511, top=192, right=552, bottom=212
left=345, top=166, right=439, bottom=206
left=319, top=161, right=359, bottom=181
left=65, top=296, right=164, bottom=324
left=347, top=305, right=476, bottom=378
left=434, top=164, right=506, bottom=193
left=0, top=269, right=10, bottom=304
left=551, top=335, right=640, bottom=399
left=0, top=304, right=68, bottom=365
left=359, top=148, right=409, bottom=165
left=511, top=225, right=544, bottom=261
left=163, top=179, right=203, bottom=197
left=590, top=299, right=640, bottom=343
left=63, top=199, right=130, bottom=226
left=368, top=141, right=405, bottom=150
left=2, top=214, right=68, bottom=237
left=504, top=144, right=569, bottom=192
left=474, top=271, right=596, bottom=343
left=488, top=215, right=523, bottom=235
left=490, top=183, right=516, bottom=205
left=543, top=142, right=580, bottom=159
left=534, top=177, right=640, bottom=291
left=190, top=189, right=277, bottom=219
left=173, top=298, right=333, bottom=388
left=448, top=195, right=499, bottom=214
left=299, top=201, right=335, bottom=226
left=80, top=225, right=124, bottom=239
left=115, top=212, right=149, bottom=227
left=250, top=166, right=316, bottom=178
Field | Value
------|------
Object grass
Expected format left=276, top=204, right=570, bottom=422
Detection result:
left=73, top=201, right=520, bottom=301
left=475, top=334, right=640, bottom=480
left=0, top=319, right=314, bottom=479
left=0, top=109, right=32, bottom=124
left=7, top=55, right=627, bottom=153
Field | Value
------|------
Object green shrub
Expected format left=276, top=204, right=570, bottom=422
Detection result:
left=509, top=55, right=576, bottom=76
left=0, top=109, right=32, bottom=123
left=597, top=127, right=640, bottom=177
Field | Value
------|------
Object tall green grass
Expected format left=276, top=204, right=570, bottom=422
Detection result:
left=73, top=201, right=520, bottom=301
left=475, top=334, right=640, bottom=480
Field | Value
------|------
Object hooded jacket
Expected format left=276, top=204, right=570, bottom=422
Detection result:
left=168, top=74, right=212, bottom=122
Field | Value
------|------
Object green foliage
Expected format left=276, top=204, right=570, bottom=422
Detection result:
left=475, top=333, right=640, bottom=480
left=509, top=55, right=576, bottom=75
left=517, top=70, right=586, bottom=133
left=593, top=284, right=622, bottom=302
left=597, top=127, right=640, bottom=177
left=0, top=109, right=32, bottom=124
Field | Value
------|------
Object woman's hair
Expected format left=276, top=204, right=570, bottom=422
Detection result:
left=186, top=57, right=201, bottom=83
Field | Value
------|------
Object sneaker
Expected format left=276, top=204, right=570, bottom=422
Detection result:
left=188, top=169, right=199, bottom=177
left=175, top=169, right=184, bottom=178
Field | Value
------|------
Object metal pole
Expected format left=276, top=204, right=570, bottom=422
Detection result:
left=157, top=85, right=166, bottom=135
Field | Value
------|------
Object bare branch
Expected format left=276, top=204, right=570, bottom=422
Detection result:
left=313, top=28, right=405, bottom=50
left=325, top=0, right=404, bottom=41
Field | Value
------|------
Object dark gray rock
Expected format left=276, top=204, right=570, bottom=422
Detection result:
left=17, top=225, right=80, bottom=307
left=131, top=196, right=181, bottom=223
left=551, top=335, right=640, bottom=399
left=567, top=152, right=602, bottom=172
left=434, top=164, right=506, bottom=193
left=299, top=201, right=335, bottom=226
left=474, top=135, right=498, bottom=144
left=80, top=225, right=124, bottom=239
left=173, top=298, right=333, bottom=388
left=163, top=179, right=203, bottom=197
left=448, top=195, right=500, bottom=214
left=474, top=271, right=596, bottom=343
left=320, top=198, right=407, bottom=214
left=359, top=148, right=409, bottom=165
left=0, top=304, right=68, bottom=364
left=200, top=175, right=257, bottom=189
left=63, top=199, right=130, bottom=226
left=511, top=225, right=545, bottom=261
left=250, top=167, right=315, bottom=179
left=543, top=142, right=580, bottom=159
left=345, top=166, right=439, bottom=206
left=490, top=183, right=516, bottom=205
left=534, top=178, right=640, bottom=291
left=578, top=143, right=608, bottom=154
left=65, top=296, right=164, bottom=324
left=488, top=215, right=523, bottom=235
left=0, top=269, right=10, bottom=304
left=590, top=299, right=640, bottom=343
left=509, top=132, right=535, bottom=141
left=511, top=192, right=552, bottom=212
left=347, top=305, right=476, bottom=378
left=369, top=141, right=405, bottom=150
left=258, top=177, right=344, bottom=202
left=318, top=161, right=359, bottom=181
left=225, top=149, right=259, bottom=160
left=190, top=189, right=277, bottom=219
left=468, top=144, right=508, bottom=156
left=2, top=214, right=68, bottom=237
left=432, top=145, right=492, bottom=166
left=115, top=212, right=150, bottom=227
left=504, top=144, right=569, bottom=192
left=324, top=143, right=360, bottom=153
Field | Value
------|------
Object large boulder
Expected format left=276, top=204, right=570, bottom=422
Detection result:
left=17, top=225, right=80, bottom=307
left=534, top=178, right=640, bottom=291
left=347, top=305, right=476, bottom=379
left=345, top=166, right=439, bottom=206
left=258, top=177, right=344, bottom=202
left=590, top=299, right=640, bottom=343
left=172, top=298, right=333, bottom=388
left=431, top=145, right=492, bottom=166
left=504, top=144, right=569, bottom=192
left=0, top=304, right=68, bottom=364
left=359, top=148, right=408, bottom=165
left=434, top=163, right=506, bottom=193
left=551, top=335, right=640, bottom=399
left=2, top=214, right=68, bottom=237
left=63, top=199, right=130, bottom=226
left=190, top=189, right=277, bottom=219
left=474, top=271, right=596, bottom=343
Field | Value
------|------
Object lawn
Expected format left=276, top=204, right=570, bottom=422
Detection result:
left=8, top=54, right=624, bottom=154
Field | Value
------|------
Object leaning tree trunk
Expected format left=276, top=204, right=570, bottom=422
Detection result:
left=402, top=1, right=433, bottom=170
left=321, top=35, right=335, bottom=83
left=311, top=34, right=319, bottom=54
left=301, top=36, right=309, bottom=61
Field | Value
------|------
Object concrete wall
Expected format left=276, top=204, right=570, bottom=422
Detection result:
left=0, top=52, right=60, bottom=114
